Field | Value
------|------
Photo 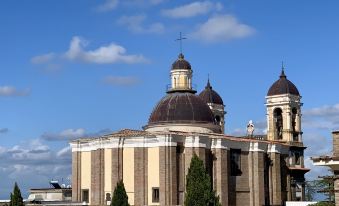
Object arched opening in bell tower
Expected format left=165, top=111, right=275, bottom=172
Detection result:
left=274, top=108, right=283, bottom=140
left=292, top=107, right=298, bottom=141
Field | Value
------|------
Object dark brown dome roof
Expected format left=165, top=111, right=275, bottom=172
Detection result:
left=171, top=53, right=191, bottom=70
left=199, top=80, right=223, bottom=105
left=148, top=92, right=216, bottom=125
left=267, top=69, right=300, bottom=96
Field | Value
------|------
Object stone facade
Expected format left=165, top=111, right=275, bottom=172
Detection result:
left=71, top=129, right=307, bottom=206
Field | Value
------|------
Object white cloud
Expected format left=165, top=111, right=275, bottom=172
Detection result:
left=149, top=0, right=165, bottom=5
left=31, top=53, right=56, bottom=64
left=41, top=128, right=113, bottom=141
left=96, top=0, right=119, bottom=12
left=0, top=127, right=112, bottom=198
left=0, top=128, right=9, bottom=134
left=304, top=104, right=339, bottom=117
left=303, top=103, right=339, bottom=131
left=117, top=14, right=164, bottom=34
left=229, top=128, right=246, bottom=136
left=56, top=146, right=71, bottom=158
left=31, top=37, right=148, bottom=67
left=42, top=128, right=86, bottom=141
left=103, top=76, right=140, bottom=86
left=190, top=14, right=255, bottom=43
left=162, top=1, right=222, bottom=18
left=64, top=36, right=148, bottom=64
left=0, top=86, right=30, bottom=97
left=31, top=53, right=62, bottom=73
left=0, top=139, right=71, bottom=199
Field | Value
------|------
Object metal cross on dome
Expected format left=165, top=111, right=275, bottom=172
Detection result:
left=176, top=32, right=187, bottom=54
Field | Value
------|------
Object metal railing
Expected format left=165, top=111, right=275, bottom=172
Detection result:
left=166, top=83, right=197, bottom=92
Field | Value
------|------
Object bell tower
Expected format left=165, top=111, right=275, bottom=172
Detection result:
left=198, top=78, right=226, bottom=133
left=266, top=68, right=303, bottom=142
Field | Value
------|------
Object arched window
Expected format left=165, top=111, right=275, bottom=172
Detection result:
left=292, top=108, right=298, bottom=141
left=215, top=115, right=221, bottom=125
left=292, top=108, right=297, bottom=132
left=105, top=193, right=111, bottom=202
left=274, top=108, right=283, bottom=139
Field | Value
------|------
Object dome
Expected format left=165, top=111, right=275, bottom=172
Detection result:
left=267, top=69, right=300, bottom=96
left=171, top=53, right=191, bottom=70
left=148, top=92, right=216, bottom=125
left=199, top=79, right=224, bottom=105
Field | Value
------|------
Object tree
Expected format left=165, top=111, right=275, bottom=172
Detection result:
left=316, top=177, right=335, bottom=202
left=185, top=153, right=221, bottom=206
left=111, top=180, right=129, bottom=206
left=307, top=175, right=336, bottom=206
left=305, top=181, right=318, bottom=201
left=9, top=182, right=24, bottom=206
left=308, top=202, right=335, bottom=206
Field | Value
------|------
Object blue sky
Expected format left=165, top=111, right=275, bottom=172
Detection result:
left=0, top=0, right=339, bottom=199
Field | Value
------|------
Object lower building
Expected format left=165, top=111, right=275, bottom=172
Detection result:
left=311, top=131, right=339, bottom=206
left=27, top=181, right=72, bottom=204
left=71, top=53, right=309, bottom=206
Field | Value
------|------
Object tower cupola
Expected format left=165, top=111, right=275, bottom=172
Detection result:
left=199, top=78, right=226, bottom=133
left=168, top=53, right=195, bottom=93
left=267, top=68, right=300, bottom=96
left=145, top=53, right=220, bottom=134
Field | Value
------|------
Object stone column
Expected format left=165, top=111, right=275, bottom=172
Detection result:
left=72, top=151, right=81, bottom=202
left=111, top=148, right=123, bottom=191
left=195, top=147, right=206, bottom=166
left=159, top=146, right=177, bottom=205
left=270, top=152, right=282, bottom=205
left=249, top=150, right=265, bottom=206
left=213, top=148, right=229, bottom=206
left=91, top=149, right=105, bottom=205
left=333, top=131, right=339, bottom=156
left=134, top=147, right=148, bottom=206
left=177, top=145, right=185, bottom=205
left=184, top=147, right=194, bottom=177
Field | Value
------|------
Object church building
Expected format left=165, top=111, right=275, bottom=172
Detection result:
left=70, top=53, right=309, bottom=206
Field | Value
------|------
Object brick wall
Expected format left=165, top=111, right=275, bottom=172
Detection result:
left=134, top=147, right=148, bottom=206
left=72, top=152, right=81, bottom=202
left=159, top=146, right=177, bottom=205
left=91, top=149, right=104, bottom=205
left=333, top=131, right=339, bottom=157
left=111, top=148, right=123, bottom=192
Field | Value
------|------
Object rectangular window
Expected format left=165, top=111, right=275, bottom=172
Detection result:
left=152, top=187, right=159, bottom=203
left=82, top=190, right=89, bottom=203
left=230, top=149, right=242, bottom=176
left=295, top=152, right=301, bottom=165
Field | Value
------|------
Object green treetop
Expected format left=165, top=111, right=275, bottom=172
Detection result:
left=9, top=182, right=24, bottom=206
left=111, top=180, right=130, bottom=206
left=185, top=153, right=221, bottom=206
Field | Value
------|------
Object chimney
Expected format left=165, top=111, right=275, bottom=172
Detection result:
left=333, top=131, right=339, bottom=157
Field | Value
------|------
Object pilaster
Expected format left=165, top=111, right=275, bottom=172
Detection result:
left=213, top=148, right=229, bottom=206
left=111, top=148, right=123, bottom=191
left=134, top=147, right=148, bottom=206
left=91, top=149, right=105, bottom=205
left=159, top=146, right=177, bottom=205
left=270, top=152, right=282, bottom=205
left=72, top=151, right=81, bottom=202
left=249, top=151, right=265, bottom=206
